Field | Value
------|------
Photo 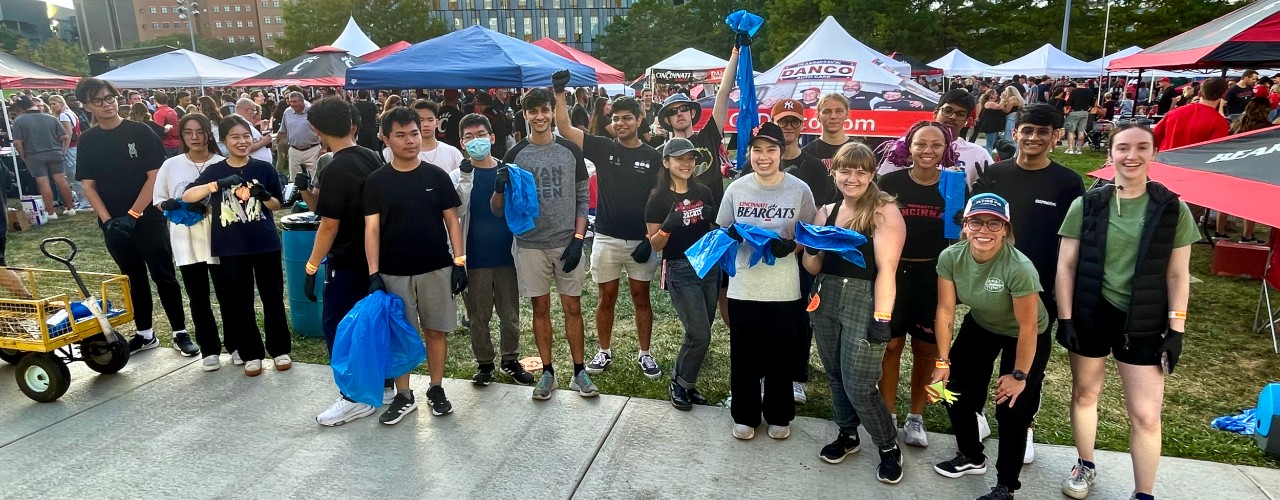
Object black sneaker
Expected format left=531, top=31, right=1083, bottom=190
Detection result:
left=472, top=366, right=494, bottom=386
left=379, top=392, right=417, bottom=425
left=820, top=432, right=861, bottom=464
left=878, top=445, right=904, bottom=484
left=934, top=451, right=987, bottom=478
left=501, top=360, right=535, bottom=386
left=687, top=387, right=710, bottom=406
left=1213, top=232, right=1231, bottom=239
left=670, top=381, right=692, bottom=411
left=426, top=385, right=453, bottom=416
left=978, top=485, right=1014, bottom=500
left=128, top=334, right=159, bottom=354
left=1241, top=237, right=1265, bottom=245
left=172, top=331, right=199, bottom=357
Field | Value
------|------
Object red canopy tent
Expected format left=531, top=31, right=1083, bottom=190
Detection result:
left=1109, top=0, right=1280, bottom=70
left=0, top=50, right=79, bottom=89
left=361, top=41, right=411, bottom=62
left=529, top=37, right=625, bottom=84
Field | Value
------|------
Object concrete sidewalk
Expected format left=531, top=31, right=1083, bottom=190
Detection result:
left=1, top=353, right=1277, bottom=499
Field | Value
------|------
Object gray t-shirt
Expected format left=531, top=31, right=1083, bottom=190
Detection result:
left=716, top=172, right=816, bottom=302
left=12, top=112, right=66, bottom=157
left=504, top=137, right=589, bottom=249
left=282, top=104, right=319, bottom=148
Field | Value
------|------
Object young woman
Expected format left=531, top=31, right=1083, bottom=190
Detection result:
left=877, top=121, right=966, bottom=448
left=155, top=113, right=229, bottom=370
left=587, top=96, right=614, bottom=138
left=183, top=114, right=290, bottom=377
left=1056, top=123, right=1195, bottom=500
left=129, top=102, right=165, bottom=139
left=1226, top=97, right=1273, bottom=243
left=930, top=193, right=1050, bottom=500
left=47, top=95, right=84, bottom=208
left=198, top=96, right=222, bottom=123
left=646, top=138, right=717, bottom=411
left=1000, top=86, right=1025, bottom=144
left=976, top=89, right=1006, bottom=153
left=801, top=142, right=906, bottom=483
left=715, top=122, right=816, bottom=441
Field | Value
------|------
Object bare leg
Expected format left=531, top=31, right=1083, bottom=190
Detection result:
left=531, top=295, right=553, bottom=364
left=595, top=280, right=619, bottom=349
left=425, top=329, right=446, bottom=385
left=1244, top=220, right=1256, bottom=240
left=561, top=294, right=585, bottom=364
left=880, top=336, right=906, bottom=412
left=718, top=286, right=730, bottom=329
left=52, top=174, right=75, bottom=211
left=908, top=338, right=938, bottom=415
left=1069, top=353, right=1108, bottom=462
left=1216, top=212, right=1229, bottom=234
left=0, top=269, right=32, bottom=299
left=393, top=373, right=410, bottom=391
left=1117, top=361, right=1165, bottom=495
left=629, top=278, right=653, bottom=352
left=34, top=177, right=55, bottom=216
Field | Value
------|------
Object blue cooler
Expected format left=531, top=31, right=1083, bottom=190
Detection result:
left=1256, top=383, right=1280, bottom=458
left=281, top=212, right=326, bottom=338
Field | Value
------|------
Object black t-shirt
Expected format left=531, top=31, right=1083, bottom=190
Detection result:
left=784, top=152, right=836, bottom=205
left=1066, top=88, right=1094, bottom=112
left=354, top=100, right=379, bottom=131
left=878, top=169, right=947, bottom=260
left=1049, top=97, right=1067, bottom=116
left=362, top=162, right=461, bottom=276
left=484, top=105, right=513, bottom=160
left=1155, top=87, right=1177, bottom=115
left=1225, top=85, right=1254, bottom=115
left=583, top=134, right=662, bottom=240
left=802, top=137, right=852, bottom=170
left=144, top=121, right=166, bottom=141
left=971, top=159, right=1084, bottom=294
left=645, top=183, right=715, bottom=260
left=571, top=104, right=590, bottom=129
left=683, top=116, right=725, bottom=206
left=437, top=104, right=463, bottom=149
left=191, top=158, right=283, bottom=257
left=313, top=145, right=382, bottom=271
left=872, top=99, right=916, bottom=111
left=75, top=120, right=165, bottom=220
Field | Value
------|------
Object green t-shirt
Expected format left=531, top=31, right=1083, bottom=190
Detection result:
left=937, top=241, right=1049, bottom=337
left=1058, top=193, right=1199, bottom=312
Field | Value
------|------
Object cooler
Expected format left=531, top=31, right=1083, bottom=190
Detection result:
left=281, top=212, right=326, bottom=338
left=1212, top=241, right=1269, bottom=280
left=1255, top=383, right=1280, bottom=458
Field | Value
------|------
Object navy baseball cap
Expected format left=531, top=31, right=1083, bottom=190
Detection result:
left=964, top=193, right=1011, bottom=222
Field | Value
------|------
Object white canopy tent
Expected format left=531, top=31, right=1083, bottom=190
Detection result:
left=753, top=16, right=931, bottom=99
left=97, top=49, right=256, bottom=89
left=983, top=44, right=1098, bottom=78
left=222, top=53, right=278, bottom=72
left=330, top=17, right=379, bottom=56
left=927, top=49, right=991, bottom=77
left=648, top=48, right=728, bottom=72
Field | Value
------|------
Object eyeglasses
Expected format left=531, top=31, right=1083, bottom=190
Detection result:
left=936, top=106, right=968, bottom=119
left=88, top=94, right=119, bottom=107
left=463, top=130, right=491, bottom=141
left=181, top=129, right=207, bottom=137
left=963, top=219, right=1006, bottom=232
left=777, top=117, right=804, bottom=128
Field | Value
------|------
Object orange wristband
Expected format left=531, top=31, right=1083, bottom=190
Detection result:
left=207, top=181, right=219, bottom=192
left=935, top=359, right=951, bottom=369
left=305, top=262, right=319, bottom=274
left=657, top=230, right=670, bottom=238
left=127, top=209, right=142, bottom=219
left=574, top=233, right=584, bottom=240
left=873, top=311, right=892, bottom=322
left=1169, top=311, right=1186, bottom=320
left=454, top=255, right=467, bottom=267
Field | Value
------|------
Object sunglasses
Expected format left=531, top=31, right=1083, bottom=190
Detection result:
left=667, top=105, right=692, bottom=116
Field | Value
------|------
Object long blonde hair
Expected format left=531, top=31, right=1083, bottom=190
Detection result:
left=1001, top=86, right=1024, bottom=107
left=830, top=142, right=894, bottom=234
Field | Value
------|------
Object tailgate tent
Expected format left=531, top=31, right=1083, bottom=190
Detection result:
left=97, top=49, right=256, bottom=88
left=983, top=44, right=1098, bottom=78
left=330, top=17, right=380, bottom=57
left=235, top=46, right=366, bottom=87
left=1109, top=0, right=1280, bottom=71
left=345, top=25, right=596, bottom=90
left=222, top=53, right=278, bottom=72
left=928, top=49, right=991, bottom=77
left=360, top=41, right=411, bottom=62
left=532, top=37, right=625, bottom=84
left=0, top=50, right=79, bottom=88
left=647, top=48, right=730, bottom=88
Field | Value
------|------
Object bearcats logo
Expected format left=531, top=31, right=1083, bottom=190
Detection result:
left=984, top=277, right=1005, bottom=292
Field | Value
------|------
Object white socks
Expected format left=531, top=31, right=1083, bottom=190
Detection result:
left=638, top=349, right=650, bottom=360
left=137, top=328, right=155, bottom=340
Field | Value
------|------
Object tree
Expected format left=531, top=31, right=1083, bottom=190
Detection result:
left=12, top=38, right=41, bottom=64
left=595, top=0, right=766, bottom=79
left=130, top=34, right=260, bottom=59
left=38, top=39, right=89, bottom=76
left=278, top=0, right=450, bottom=60
left=0, top=26, right=22, bottom=53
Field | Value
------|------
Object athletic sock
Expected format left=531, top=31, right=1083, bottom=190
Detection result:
left=397, top=388, right=412, bottom=397
left=600, top=347, right=611, bottom=356
left=137, top=328, right=154, bottom=340
left=574, top=363, right=585, bottom=375
left=543, top=363, right=554, bottom=376
left=1080, top=459, right=1096, bottom=470
left=638, top=349, right=650, bottom=359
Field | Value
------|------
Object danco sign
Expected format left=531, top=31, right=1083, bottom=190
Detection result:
left=778, top=60, right=857, bottom=81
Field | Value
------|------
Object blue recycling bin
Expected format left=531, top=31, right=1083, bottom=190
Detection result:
left=281, top=212, right=326, bottom=338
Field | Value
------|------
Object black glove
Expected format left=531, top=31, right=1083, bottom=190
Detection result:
left=1160, top=328, right=1184, bottom=375
left=1055, top=319, right=1080, bottom=353
left=459, top=159, right=475, bottom=174
left=868, top=319, right=892, bottom=343
left=560, top=237, right=584, bottom=273
left=494, top=166, right=511, bottom=194
left=552, top=69, right=571, bottom=94
left=303, top=271, right=318, bottom=302
left=216, top=174, right=244, bottom=191
left=660, top=208, right=686, bottom=234
left=769, top=238, right=797, bottom=258
left=368, top=272, right=386, bottom=294
left=631, top=239, right=653, bottom=263
left=736, top=33, right=753, bottom=47
left=185, top=202, right=208, bottom=215
left=159, top=198, right=182, bottom=211
left=293, top=171, right=311, bottom=191
left=725, top=225, right=743, bottom=242
left=104, top=215, right=137, bottom=238
left=249, top=183, right=272, bottom=202
left=451, top=265, right=468, bottom=295
left=804, top=245, right=822, bottom=256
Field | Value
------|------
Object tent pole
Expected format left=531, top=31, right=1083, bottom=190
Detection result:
left=0, top=88, right=21, bottom=199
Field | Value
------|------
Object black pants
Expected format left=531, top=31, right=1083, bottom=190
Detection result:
left=214, top=250, right=289, bottom=362
left=793, top=267, right=814, bottom=383
left=102, top=217, right=185, bottom=332
left=179, top=262, right=230, bottom=357
left=946, top=316, right=1051, bottom=491
left=322, top=267, right=368, bottom=354
left=728, top=298, right=801, bottom=427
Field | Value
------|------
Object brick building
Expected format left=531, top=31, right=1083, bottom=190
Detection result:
left=130, top=0, right=289, bottom=54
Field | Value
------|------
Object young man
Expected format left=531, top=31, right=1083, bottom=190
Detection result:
left=452, top=113, right=535, bottom=386
left=971, top=104, right=1085, bottom=463
left=11, top=96, right=75, bottom=219
left=552, top=76, right=664, bottom=378
left=1225, top=70, right=1259, bottom=116
left=74, top=78, right=195, bottom=356
left=381, top=100, right=464, bottom=174
left=879, top=89, right=994, bottom=185
left=1063, top=82, right=1094, bottom=154
left=491, top=88, right=594, bottom=400
left=306, top=98, right=387, bottom=427
left=437, top=89, right=464, bottom=149
left=233, top=98, right=273, bottom=164
left=1154, top=77, right=1231, bottom=238
left=365, top=107, right=466, bottom=422
left=175, top=91, right=192, bottom=118
left=1153, top=78, right=1177, bottom=116
left=152, top=91, right=181, bottom=158
left=802, top=93, right=853, bottom=168
left=353, top=90, right=380, bottom=151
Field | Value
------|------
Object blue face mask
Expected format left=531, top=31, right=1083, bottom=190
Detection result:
left=465, top=137, right=491, bottom=160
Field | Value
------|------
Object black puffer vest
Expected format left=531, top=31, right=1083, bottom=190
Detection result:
left=1072, top=181, right=1181, bottom=339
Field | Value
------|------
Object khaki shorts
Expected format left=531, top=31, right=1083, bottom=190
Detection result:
left=383, top=267, right=457, bottom=333
left=515, top=245, right=585, bottom=298
left=1064, top=111, right=1089, bottom=133
left=25, top=153, right=65, bottom=177
left=590, top=234, right=659, bottom=284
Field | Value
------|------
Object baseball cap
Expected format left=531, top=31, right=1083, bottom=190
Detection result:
left=662, top=137, right=697, bottom=157
left=963, top=193, right=1011, bottom=223
left=1158, top=77, right=1172, bottom=84
left=771, top=98, right=805, bottom=121
left=750, top=122, right=786, bottom=147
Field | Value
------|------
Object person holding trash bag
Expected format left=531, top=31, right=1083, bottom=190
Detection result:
left=1055, top=123, right=1195, bottom=500
left=800, top=142, right=906, bottom=484
left=930, top=193, right=1050, bottom=500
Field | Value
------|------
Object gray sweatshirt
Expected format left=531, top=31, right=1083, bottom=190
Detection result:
left=504, top=137, right=589, bottom=249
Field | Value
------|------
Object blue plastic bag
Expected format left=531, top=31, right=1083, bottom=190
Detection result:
left=1211, top=408, right=1257, bottom=435
left=733, top=223, right=782, bottom=267
left=684, top=228, right=739, bottom=279
left=503, top=164, right=540, bottom=236
left=794, top=222, right=868, bottom=268
left=331, top=291, right=427, bottom=407
left=163, top=202, right=206, bottom=226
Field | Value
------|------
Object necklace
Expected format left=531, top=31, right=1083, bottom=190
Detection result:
left=908, top=167, right=940, bottom=186
left=421, top=143, right=442, bottom=165
left=186, top=152, right=213, bottom=174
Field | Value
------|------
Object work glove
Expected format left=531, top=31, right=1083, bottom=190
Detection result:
left=303, top=271, right=318, bottom=302
left=560, top=237, right=584, bottom=273
left=868, top=319, right=892, bottom=344
left=368, top=272, right=386, bottom=294
left=184, top=202, right=208, bottom=215
left=459, top=159, right=475, bottom=174
left=660, top=208, right=686, bottom=234
left=630, top=239, right=652, bottom=263
left=725, top=225, right=743, bottom=242
left=552, top=69, right=571, bottom=94
left=804, top=245, right=822, bottom=256
left=451, top=265, right=468, bottom=295
left=494, top=166, right=511, bottom=194
left=216, top=174, right=244, bottom=191
left=1055, top=319, right=1081, bottom=353
left=159, top=198, right=182, bottom=211
left=736, top=33, right=753, bottom=47
left=769, top=237, right=797, bottom=258
left=104, top=215, right=137, bottom=239
left=1160, top=328, right=1184, bottom=375
left=293, top=171, right=311, bottom=191
left=249, top=182, right=272, bottom=202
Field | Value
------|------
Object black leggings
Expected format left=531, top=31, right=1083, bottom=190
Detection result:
left=178, top=262, right=230, bottom=357
left=214, top=251, right=289, bottom=362
left=727, top=298, right=802, bottom=427
left=102, top=217, right=185, bottom=332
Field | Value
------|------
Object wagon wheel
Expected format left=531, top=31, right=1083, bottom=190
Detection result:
left=15, top=353, right=71, bottom=402
left=81, top=334, right=130, bottom=374
left=0, top=349, right=24, bottom=365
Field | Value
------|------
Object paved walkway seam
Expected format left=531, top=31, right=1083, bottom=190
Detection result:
left=568, top=395, right=631, bottom=499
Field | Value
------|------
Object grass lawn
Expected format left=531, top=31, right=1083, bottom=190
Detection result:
left=4, top=147, right=1278, bottom=467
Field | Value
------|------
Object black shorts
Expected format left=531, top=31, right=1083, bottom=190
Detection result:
left=1071, top=299, right=1162, bottom=366
left=890, top=260, right=937, bottom=344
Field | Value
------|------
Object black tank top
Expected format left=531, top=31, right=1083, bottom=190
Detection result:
left=819, top=202, right=878, bottom=281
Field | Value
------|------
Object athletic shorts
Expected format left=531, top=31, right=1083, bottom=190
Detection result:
left=590, top=234, right=659, bottom=284
left=1064, top=111, right=1089, bottom=133
left=514, top=245, right=586, bottom=298
left=890, top=260, right=937, bottom=344
left=24, top=153, right=65, bottom=177
left=383, top=267, right=456, bottom=333
left=1070, top=299, right=1162, bottom=366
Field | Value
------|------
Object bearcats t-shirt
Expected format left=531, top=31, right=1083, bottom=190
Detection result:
left=936, top=241, right=1048, bottom=337
left=313, top=145, right=382, bottom=271
left=582, top=134, right=662, bottom=240
left=76, top=120, right=166, bottom=220
left=363, top=162, right=462, bottom=276
left=802, top=137, right=852, bottom=170
left=191, top=158, right=283, bottom=257
left=645, top=183, right=715, bottom=260
left=878, top=169, right=948, bottom=260
left=716, top=173, right=816, bottom=302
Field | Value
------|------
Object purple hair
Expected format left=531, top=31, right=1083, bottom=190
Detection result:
left=878, top=121, right=960, bottom=169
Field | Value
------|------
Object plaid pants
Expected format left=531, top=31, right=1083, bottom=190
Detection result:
left=810, top=274, right=898, bottom=449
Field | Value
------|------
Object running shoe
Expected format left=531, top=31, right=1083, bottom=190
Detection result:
left=934, top=451, right=987, bottom=478
left=878, top=445, right=904, bottom=484
left=978, top=485, right=1014, bottom=500
left=231, top=350, right=243, bottom=365
left=1024, top=427, right=1035, bottom=464
left=316, top=398, right=375, bottom=426
left=501, top=360, right=535, bottom=385
left=532, top=371, right=556, bottom=400
left=819, top=432, right=861, bottom=464
left=201, top=355, right=220, bottom=372
left=128, top=334, right=159, bottom=354
left=380, top=391, right=418, bottom=424
left=638, top=354, right=662, bottom=379
left=670, top=381, right=692, bottom=411
left=1062, top=461, right=1097, bottom=499
left=793, top=382, right=807, bottom=404
left=903, top=413, right=929, bottom=447
left=472, top=366, right=494, bottom=386
left=172, top=331, right=199, bottom=357
left=585, top=350, right=612, bottom=374
left=570, top=371, right=599, bottom=397
left=426, top=385, right=453, bottom=416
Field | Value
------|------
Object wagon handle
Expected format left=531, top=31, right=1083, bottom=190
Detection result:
left=40, top=238, right=78, bottom=266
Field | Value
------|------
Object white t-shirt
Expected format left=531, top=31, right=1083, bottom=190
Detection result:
left=382, top=142, right=464, bottom=174
left=57, top=110, right=78, bottom=141
left=877, top=137, right=993, bottom=186
left=154, top=153, right=225, bottom=267
left=716, top=173, right=817, bottom=302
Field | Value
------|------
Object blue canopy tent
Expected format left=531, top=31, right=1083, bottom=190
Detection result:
left=345, top=25, right=597, bottom=89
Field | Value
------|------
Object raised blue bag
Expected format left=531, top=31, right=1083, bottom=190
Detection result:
left=331, top=290, right=426, bottom=407
left=733, top=223, right=782, bottom=267
left=684, top=228, right=739, bottom=279
left=794, top=222, right=868, bottom=268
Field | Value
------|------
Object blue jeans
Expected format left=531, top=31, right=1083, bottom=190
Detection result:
left=984, top=132, right=1002, bottom=154
left=1004, top=113, right=1017, bottom=143
left=664, top=259, right=718, bottom=388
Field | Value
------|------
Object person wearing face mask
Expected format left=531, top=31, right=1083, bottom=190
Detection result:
left=451, top=113, right=535, bottom=387
left=382, top=100, right=464, bottom=174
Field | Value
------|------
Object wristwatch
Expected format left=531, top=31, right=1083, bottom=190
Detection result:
left=1011, top=370, right=1027, bottom=381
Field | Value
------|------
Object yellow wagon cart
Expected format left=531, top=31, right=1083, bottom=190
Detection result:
left=0, top=238, right=134, bottom=402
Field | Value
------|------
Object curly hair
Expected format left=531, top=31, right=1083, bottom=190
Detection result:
left=878, top=120, right=959, bottom=169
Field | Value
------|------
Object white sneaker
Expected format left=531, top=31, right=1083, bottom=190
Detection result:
left=316, top=398, right=376, bottom=427
left=1062, top=461, right=1097, bottom=499
left=977, top=412, right=992, bottom=441
left=273, top=354, right=292, bottom=371
left=1024, top=427, right=1035, bottom=464
left=903, top=413, right=928, bottom=447
left=201, top=355, right=220, bottom=372
left=768, top=425, right=791, bottom=439
left=61, top=209, right=76, bottom=216
left=792, top=382, right=808, bottom=404
left=244, top=359, right=262, bottom=377
left=45, top=212, right=58, bottom=220
left=231, top=350, right=243, bottom=365
left=383, top=386, right=396, bottom=405
left=733, top=424, right=756, bottom=440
